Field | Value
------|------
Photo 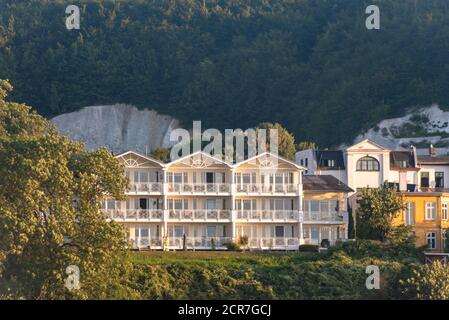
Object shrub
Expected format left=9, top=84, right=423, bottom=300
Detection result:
left=320, top=239, right=330, bottom=248
left=225, top=241, right=242, bottom=252
left=328, top=239, right=424, bottom=261
left=237, top=236, right=249, bottom=247
left=401, top=261, right=449, bottom=300
left=298, top=244, right=319, bottom=252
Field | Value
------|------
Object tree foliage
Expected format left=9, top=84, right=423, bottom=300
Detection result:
left=150, top=147, right=171, bottom=162
left=296, top=141, right=317, bottom=151
left=401, top=261, right=449, bottom=300
left=356, top=182, right=407, bottom=242
left=255, top=122, right=296, bottom=160
left=1, top=0, right=449, bottom=147
left=0, top=80, right=135, bottom=299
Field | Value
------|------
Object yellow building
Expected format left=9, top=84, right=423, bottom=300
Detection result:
left=302, top=175, right=352, bottom=245
left=395, top=192, right=449, bottom=252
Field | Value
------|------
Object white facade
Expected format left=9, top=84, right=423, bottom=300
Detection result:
left=346, top=140, right=390, bottom=190
left=103, top=151, right=350, bottom=250
left=296, top=139, right=424, bottom=194
left=417, top=165, right=449, bottom=189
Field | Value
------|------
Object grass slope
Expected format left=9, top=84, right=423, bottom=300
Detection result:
left=126, top=242, right=423, bottom=300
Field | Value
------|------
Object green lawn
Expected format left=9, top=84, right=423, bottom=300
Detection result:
left=130, top=250, right=318, bottom=267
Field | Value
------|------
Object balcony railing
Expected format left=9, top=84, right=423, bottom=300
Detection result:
left=303, top=211, right=344, bottom=222
left=168, top=209, right=232, bottom=221
left=236, top=184, right=298, bottom=194
left=103, top=209, right=347, bottom=223
left=131, top=237, right=342, bottom=250
left=167, top=237, right=231, bottom=249
left=236, top=210, right=299, bottom=221
left=243, top=237, right=300, bottom=249
left=103, top=209, right=164, bottom=221
left=302, top=238, right=338, bottom=246
left=132, top=237, right=163, bottom=248
left=127, top=182, right=162, bottom=193
left=167, top=183, right=231, bottom=194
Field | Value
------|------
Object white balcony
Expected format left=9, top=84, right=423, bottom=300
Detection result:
left=127, top=182, right=162, bottom=194
left=132, top=237, right=163, bottom=249
left=167, top=183, right=231, bottom=194
left=235, top=184, right=298, bottom=194
left=168, top=209, right=232, bottom=221
left=236, top=210, right=300, bottom=222
left=167, top=236, right=231, bottom=249
left=245, top=237, right=300, bottom=250
left=301, top=238, right=341, bottom=246
left=303, top=211, right=346, bottom=223
left=104, top=209, right=164, bottom=221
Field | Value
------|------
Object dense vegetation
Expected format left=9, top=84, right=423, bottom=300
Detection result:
left=127, top=241, right=426, bottom=299
left=1, top=0, right=449, bottom=146
left=0, top=80, right=133, bottom=299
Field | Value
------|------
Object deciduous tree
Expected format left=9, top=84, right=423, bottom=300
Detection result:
left=356, top=182, right=407, bottom=242
left=0, top=80, right=136, bottom=299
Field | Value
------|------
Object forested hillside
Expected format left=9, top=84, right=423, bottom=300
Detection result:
left=1, top=0, right=449, bottom=147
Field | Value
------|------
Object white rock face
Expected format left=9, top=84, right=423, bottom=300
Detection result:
left=51, top=104, right=181, bottom=154
left=349, top=104, right=449, bottom=154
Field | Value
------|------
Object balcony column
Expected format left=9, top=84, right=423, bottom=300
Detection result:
left=297, top=170, right=304, bottom=245
left=345, top=222, right=349, bottom=240
left=298, top=222, right=303, bottom=245
left=230, top=168, right=236, bottom=242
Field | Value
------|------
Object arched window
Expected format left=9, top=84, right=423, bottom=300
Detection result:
left=356, top=156, right=379, bottom=171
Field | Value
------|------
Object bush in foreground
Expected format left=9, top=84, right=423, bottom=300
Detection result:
left=401, top=261, right=449, bottom=300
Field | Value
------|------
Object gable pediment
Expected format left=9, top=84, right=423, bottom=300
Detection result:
left=115, top=151, right=164, bottom=168
left=167, top=151, right=231, bottom=169
left=346, top=139, right=389, bottom=153
left=235, top=152, right=303, bottom=171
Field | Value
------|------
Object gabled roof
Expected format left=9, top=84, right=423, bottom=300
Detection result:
left=234, top=152, right=306, bottom=170
left=165, top=150, right=233, bottom=168
left=315, top=150, right=345, bottom=170
left=346, top=139, right=389, bottom=152
left=114, top=150, right=165, bottom=167
left=390, top=150, right=417, bottom=169
left=116, top=150, right=306, bottom=170
left=303, top=175, right=353, bottom=193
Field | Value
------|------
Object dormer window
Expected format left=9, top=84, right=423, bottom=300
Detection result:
left=394, top=160, right=408, bottom=168
left=356, top=156, right=379, bottom=171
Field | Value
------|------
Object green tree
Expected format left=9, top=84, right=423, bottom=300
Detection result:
left=150, top=147, right=171, bottom=162
left=356, top=182, right=407, bottom=242
left=347, top=204, right=355, bottom=239
left=256, top=122, right=296, bottom=160
left=0, top=80, right=136, bottom=299
left=296, top=141, right=317, bottom=151
left=401, top=261, right=449, bottom=300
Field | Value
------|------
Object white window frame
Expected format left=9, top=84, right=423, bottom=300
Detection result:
left=425, top=202, right=437, bottom=220
left=404, top=202, right=415, bottom=225
left=442, top=203, right=448, bottom=220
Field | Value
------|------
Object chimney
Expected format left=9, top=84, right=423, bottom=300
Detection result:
left=429, top=144, right=436, bottom=157
left=410, top=145, right=418, bottom=168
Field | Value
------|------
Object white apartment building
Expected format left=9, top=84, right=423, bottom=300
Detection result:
left=102, top=151, right=352, bottom=250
